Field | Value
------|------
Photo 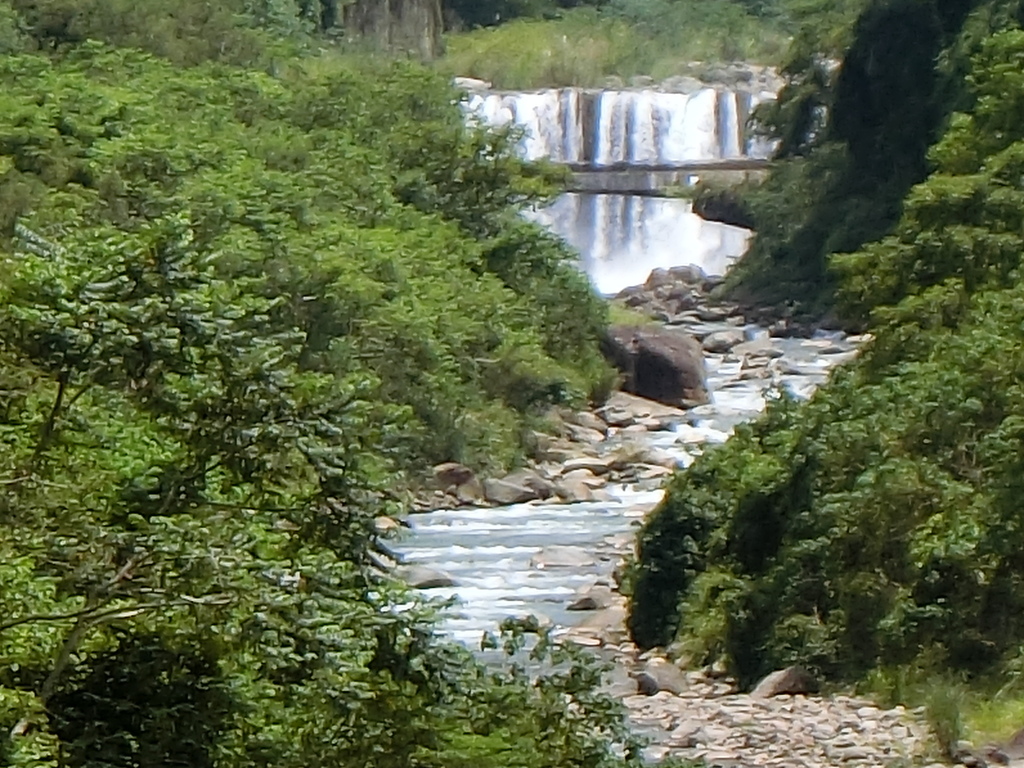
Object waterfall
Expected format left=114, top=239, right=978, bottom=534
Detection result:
left=466, top=86, right=775, bottom=166
left=528, top=194, right=751, bottom=295
left=464, top=84, right=775, bottom=295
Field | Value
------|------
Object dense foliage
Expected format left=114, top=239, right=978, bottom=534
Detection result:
left=0, top=44, right=610, bottom=475
left=722, top=0, right=1024, bottom=316
left=630, top=23, right=1024, bottom=691
left=0, top=7, right=633, bottom=765
left=439, top=0, right=869, bottom=88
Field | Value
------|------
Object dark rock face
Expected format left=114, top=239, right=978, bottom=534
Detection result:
left=603, top=325, right=709, bottom=407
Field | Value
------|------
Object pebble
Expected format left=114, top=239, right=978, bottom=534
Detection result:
left=615, top=665, right=935, bottom=766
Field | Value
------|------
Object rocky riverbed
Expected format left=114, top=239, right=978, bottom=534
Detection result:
left=390, top=267, right=973, bottom=767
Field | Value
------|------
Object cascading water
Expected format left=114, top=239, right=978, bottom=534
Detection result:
left=393, top=81, right=792, bottom=651
left=464, top=86, right=773, bottom=166
left=464, top=84, right=776, bottom=294
left=530, top=193, right=751, bottom=295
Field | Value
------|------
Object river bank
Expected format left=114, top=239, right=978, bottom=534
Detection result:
left=385, top=264, right=973, bottom=766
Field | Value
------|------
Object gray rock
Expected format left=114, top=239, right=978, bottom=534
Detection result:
left=696, top=305, right=734, bottom=322
left=455, top=477, right=484, bottom=504
left=636, top=658, right=690, bottom=695
left=600, top=406, right=635, bottom=427
left=600, top=391, right=688, bottom=423
left=750, top=666, right=819, bottom=698
left=567, top=584, right=615, bottom=611
left=732, top=338, right=784, bottom=359
left=566, top=423, right=606, bottom=444
left=433, top=461, right=476, bottom=488
left=395, top=564, right=456, bottom=589
left=668, top=264, right=707, bottom=284
left=831, top=747, right=872, bottom=761
left=374, top=516, right=402, bottom=535
left=702, top=329, right=745, bottom=353
left=603, top=326, right=709, bottom=407
left=504, top=469, right=555, bottom=499
left=561, top=468, right=605, bottom=487
left=531, top=545, right=594, bottom=568
left=483, top=477, right=539, bottom=505
left=637, top=464, right=674, bottom=480
left=635, top=671, right=660, bottom=696
left=669, top=718, right=704, bottom=747
left=660, top=75, right=703, bottom=94
left=577, top=603, right=628, bottom=635
left=601, top=665, right=639, bottom=697
left=567, top=410, right=608, bottom=434
left=561, top=456, right=616, bottom=475
left=532, top=435, right=584, bottom=463
left=554, top=477, right=598, bottom=503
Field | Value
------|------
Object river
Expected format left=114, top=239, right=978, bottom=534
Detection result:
left=391, top=80, right=853, bottom=647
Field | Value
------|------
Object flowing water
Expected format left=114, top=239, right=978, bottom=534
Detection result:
left=528, top=193, right=751, bottom=295
left=393, top=82, right=803, bottom=647
left=393, top=329, right=856, bottom=646
left=464, top=87, right=773, bottom=165
left=466, top=85, right=772, bottom=294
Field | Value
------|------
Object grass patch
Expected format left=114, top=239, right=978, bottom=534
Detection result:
left=859, top=665, right=1024, bottom=755
left=438, top=6, right=792, bottom=89
left=965, top=695, right=1024, bottom=746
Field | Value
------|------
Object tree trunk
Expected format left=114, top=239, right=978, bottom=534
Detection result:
left=343, top=0, right=443, bottom=60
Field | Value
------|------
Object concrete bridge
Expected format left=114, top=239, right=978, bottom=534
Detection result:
left=563, top=159, right=770, bottom=196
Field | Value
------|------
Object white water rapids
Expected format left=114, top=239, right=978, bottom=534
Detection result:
left=394, top=332, right=853, bottom=646
left=391, top=81, right=802, bottom=646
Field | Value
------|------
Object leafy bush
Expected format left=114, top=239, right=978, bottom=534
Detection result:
left=723, top=0, right=989, bottom=317
left=0, top=45, right=609, bottom=473
left=630, top=25, right=1024, bottom=690
left=439, top=4, right=791, bottom=88
left=0, top=35, right=627, bottom=768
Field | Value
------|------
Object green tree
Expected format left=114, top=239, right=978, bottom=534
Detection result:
left=630, top=25, right=1024, bottom=690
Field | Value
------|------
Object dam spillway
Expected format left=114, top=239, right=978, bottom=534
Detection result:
left=465, top=86, right=775, bottom=166
left=462, top=81, right=777, bottom=294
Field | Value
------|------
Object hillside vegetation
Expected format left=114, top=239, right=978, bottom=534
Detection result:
left=630, top=0, right=1024, bottom=746
left=0, top=3, right=637, bottom=766
left=439, top=0, right=867, bottom=88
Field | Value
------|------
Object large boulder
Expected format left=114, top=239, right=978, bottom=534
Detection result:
left=602, top=326, right=709, bottom=407
left=482, top=477, right=538, bottom=505
left=433, top=461, right=475, bottom=488
left=635, top=658, right=690, bottom=695
left=750, top=665, right=819, bottom=698
left=395, top=564, right=456, bottom=589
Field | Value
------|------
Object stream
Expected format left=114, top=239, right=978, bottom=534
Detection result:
left=393, top=316, right=857, bottom=647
